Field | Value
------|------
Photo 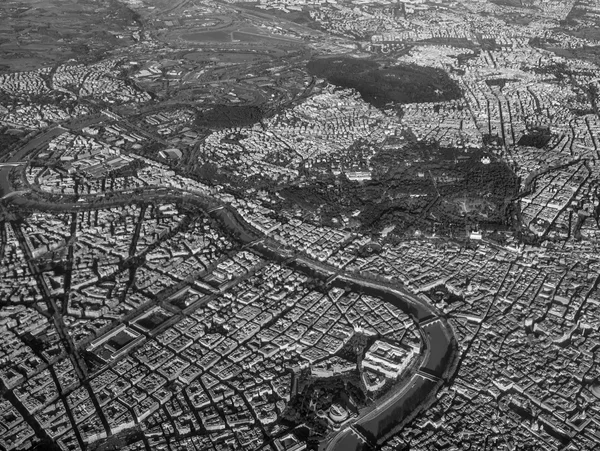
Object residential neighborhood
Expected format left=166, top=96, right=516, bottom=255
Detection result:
left=1, top=0, right=600, bottom=450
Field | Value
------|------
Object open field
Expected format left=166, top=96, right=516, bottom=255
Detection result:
left=182, top=30, right=232, bottom=43
left=181, top=27, right=302, bottom=45
left=0, top=0, right=140, bottom=72
left=183, top=51, right=268, bottom=64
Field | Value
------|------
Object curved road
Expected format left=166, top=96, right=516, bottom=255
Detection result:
left=0, top=133, right=457, bottom=450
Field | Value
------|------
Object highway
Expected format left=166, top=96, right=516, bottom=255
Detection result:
left=0, top=131, right=458, bottom=450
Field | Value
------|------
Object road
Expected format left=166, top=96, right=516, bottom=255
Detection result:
left=0, top=132, right=457, bottom=450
